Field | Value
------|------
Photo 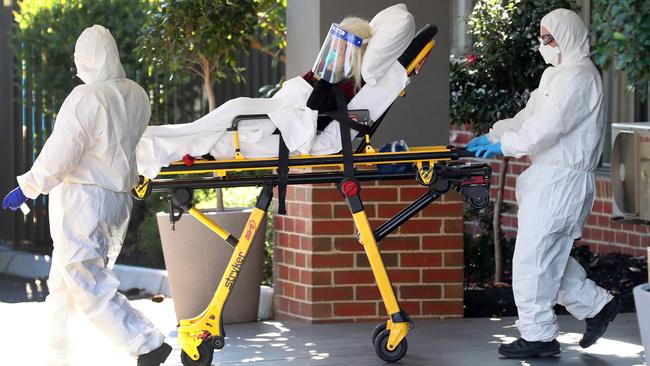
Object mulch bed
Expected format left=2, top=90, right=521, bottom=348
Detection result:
left=465, top=250, right=648, bottom=318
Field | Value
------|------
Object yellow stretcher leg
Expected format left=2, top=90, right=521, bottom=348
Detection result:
left=340, top=178, right=411, bottom=355
left=353, top=210, right=410, bottom=349
left=176, top=185, right=273, bottom=362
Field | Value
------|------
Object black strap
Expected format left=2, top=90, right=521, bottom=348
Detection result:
left=324, top=112, right=371, bottom=134
left=277, top=135, right=289, bottom=215
left=330, top=87, right=355, bottom=178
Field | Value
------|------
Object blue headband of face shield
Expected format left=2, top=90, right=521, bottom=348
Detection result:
left=329, top=24, right=364, bottom=47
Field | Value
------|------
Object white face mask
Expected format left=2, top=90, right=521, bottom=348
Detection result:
left=539, top=41, right=560, bottom=66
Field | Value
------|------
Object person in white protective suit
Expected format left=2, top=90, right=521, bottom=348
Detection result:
left=1, top=25, right=171, bottom=366
left=466, top=9, right=619, bottom=358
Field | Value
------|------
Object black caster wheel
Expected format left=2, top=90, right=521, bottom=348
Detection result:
left=431, top=178, right=451, bottom=194
left=181, top=342, right=214, bottom=366
left=460, top=185, right=489, bottom=209
left=371, top=323, right=387, bottom=345
left=373, top=329, right=408, bottom=363
left=468, top=196, right=488, bottom=209
left=206, top=335, right=225, bottom=350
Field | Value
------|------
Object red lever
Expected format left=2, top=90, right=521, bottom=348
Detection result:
left=341, top=180, right=359, bottom=197
left=182, top=154, right=196, bottom=167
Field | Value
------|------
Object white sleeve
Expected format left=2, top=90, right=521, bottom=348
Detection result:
left=487, top=89, right=538, bottom=143
left=17, top=88, right=97, bottom=198
left=500, top=75, right=595, bottom=158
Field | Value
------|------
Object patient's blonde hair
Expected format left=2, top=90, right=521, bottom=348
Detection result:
left=339, top=17, right=372, bottom=91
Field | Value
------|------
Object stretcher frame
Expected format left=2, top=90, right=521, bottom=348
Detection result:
left=132, top=24, right=492, bottom=365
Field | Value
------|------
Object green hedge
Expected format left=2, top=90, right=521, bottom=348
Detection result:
left=450, top=0, right=579, bottom=134
left=591, top=0, right=650, bottom=99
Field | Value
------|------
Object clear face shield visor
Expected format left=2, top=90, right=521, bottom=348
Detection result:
left=311, top=23, right=364, bottom=84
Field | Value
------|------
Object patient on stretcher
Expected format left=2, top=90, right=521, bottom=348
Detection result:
left=136, top=5, right=417, bottom=179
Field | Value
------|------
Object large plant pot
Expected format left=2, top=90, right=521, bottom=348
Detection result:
left=633, top=283, right=650, bottom=363
left=157, top=209, right=266, bottom=324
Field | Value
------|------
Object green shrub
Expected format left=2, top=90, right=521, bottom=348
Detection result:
left=591, top=0, right=650, bottom=99
left=13, top=0, right=151, bottom=114
left=450, top=0, right=579, bottom=133
left=463, top=202, right=516, bottom=286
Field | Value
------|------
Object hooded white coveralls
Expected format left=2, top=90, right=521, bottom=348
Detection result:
left=487, top=9, right=613, bottom=342
left=16, top=25, right=164, bottom=364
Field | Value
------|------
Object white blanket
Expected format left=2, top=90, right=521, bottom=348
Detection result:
left=136, top=62, right=409, bottom=179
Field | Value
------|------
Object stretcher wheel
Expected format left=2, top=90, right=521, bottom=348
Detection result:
left=468, top=196, right=488, bottom=209
left=431, top=178, right=451, bottom=194
left=460, top=184, right=490, bottom=209
left=373, top=329, right=408, bottom=363
left=371, top=323, right=387, bottom=345
left=207, top=335, right=225, bottom=350
left=180, top=342, right=214, bottom=366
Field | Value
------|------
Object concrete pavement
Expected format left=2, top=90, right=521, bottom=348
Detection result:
left=0, top=291, right=645, bottom=366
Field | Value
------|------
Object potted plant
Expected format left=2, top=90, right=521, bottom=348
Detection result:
left=156, top=187, right=268, bottom=323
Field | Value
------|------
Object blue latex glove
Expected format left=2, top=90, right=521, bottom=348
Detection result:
left=466, top=135, right=491, bottom=152
left=2, top=187, right=28, bottom=211
left=474, top=142, right=503, bottom=159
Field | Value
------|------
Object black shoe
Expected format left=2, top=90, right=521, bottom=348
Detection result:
left=580, top=296, right=621, bottom=348
left=498, top=338, right=561, bottom=358
left=137, top=342, right=172, bottom=366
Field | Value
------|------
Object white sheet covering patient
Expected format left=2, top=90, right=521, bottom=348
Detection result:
left=136, top=76, right=317, bottom=178
left=136, top=5, right=415, bottom=179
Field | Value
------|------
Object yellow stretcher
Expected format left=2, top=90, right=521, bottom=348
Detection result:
left=132, top=24, right=492, bottom=365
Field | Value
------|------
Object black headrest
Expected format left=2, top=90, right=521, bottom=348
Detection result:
left=398, top=24, right=438, bottom=68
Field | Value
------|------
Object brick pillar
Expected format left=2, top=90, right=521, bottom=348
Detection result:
left=273, top=179, right=465, bottom=322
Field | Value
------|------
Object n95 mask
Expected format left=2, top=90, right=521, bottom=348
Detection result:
left=539, top=42, right=560, bottom=66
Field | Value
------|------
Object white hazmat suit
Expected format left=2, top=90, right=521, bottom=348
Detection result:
left=16, top=25, right=164, bottom=364
left=487, top=9, right=612, bottom=342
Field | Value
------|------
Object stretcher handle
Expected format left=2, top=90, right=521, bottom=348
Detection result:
left=451, top=146, right=476, bottom=159
left=228, top=114, right=270, bottom=131
left=227, top=110, right=371, bottom=131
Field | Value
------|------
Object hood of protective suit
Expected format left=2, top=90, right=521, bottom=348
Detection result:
left=540, top=9, right=589, bottom=66
left=74, top=25, right=126, bottom=84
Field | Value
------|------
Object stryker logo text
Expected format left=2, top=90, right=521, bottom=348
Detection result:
left=225, top=251, right=246, bottom=289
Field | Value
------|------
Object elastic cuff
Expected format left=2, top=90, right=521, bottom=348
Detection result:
left=584, top=293, right=615, bottom=319
left=16, top=172, right=41, bottom=199
left=128, top=329, right=165, bottom=357
left=499, top=134, right=517, bottom=158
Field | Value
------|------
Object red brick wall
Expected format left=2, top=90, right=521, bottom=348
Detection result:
left=452, top=125, right=650, bottom=256
left=273, top=179, right=465, bottom=322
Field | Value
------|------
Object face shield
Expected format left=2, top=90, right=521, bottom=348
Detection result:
left=311, top=23, right=364, bottom=84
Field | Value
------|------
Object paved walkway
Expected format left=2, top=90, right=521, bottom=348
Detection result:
left=0, top=274, right=646, bottom=366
